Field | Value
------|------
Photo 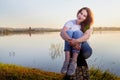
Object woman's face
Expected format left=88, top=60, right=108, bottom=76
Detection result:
left=77, top=9, right=88, bottom=23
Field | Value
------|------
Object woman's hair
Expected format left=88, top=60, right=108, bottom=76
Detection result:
left=77, top=7, right=94, bottom=32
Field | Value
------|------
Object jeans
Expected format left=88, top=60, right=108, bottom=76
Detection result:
left=80, top=42, right=92, bottom=59
left=64, top=30, right=92, bottom=66
left=64, top=30, right=83, bottom=53
left=77, top=41, right=92, bottom=66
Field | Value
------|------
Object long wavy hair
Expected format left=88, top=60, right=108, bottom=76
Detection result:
left=77, top=7, right=94, bottom=32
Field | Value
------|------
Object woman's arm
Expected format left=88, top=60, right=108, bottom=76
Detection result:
left=69, top=28, right=93, bottom=45
left=60, top=26, right=72, bottom=42
left=77, top=28, right=93, bottom=43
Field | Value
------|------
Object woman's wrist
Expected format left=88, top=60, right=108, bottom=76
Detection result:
left=67, top=38, right=72, bottom=42
left=76, top=39, right=80, bottom=43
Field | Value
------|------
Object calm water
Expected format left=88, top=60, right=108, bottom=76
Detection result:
left=0, top=31, right=120, bottom=76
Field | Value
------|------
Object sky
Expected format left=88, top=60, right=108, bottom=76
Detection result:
left=0, top=0, right=120, bottom=28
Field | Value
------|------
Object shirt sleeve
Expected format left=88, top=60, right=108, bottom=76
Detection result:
left=64, top=20, right=73, bottom=29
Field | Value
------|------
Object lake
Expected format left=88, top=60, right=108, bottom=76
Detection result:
left=0, top=31, right=120, bottom=76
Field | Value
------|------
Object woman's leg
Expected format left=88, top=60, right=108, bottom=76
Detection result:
left=69, top=42, right=92, bottom=79
left=67, top=30, right=83, bottom=76
left=81, top=42, right=92, bottom=59
left=61, top=30, right=73, bottom=74
left=64, top=30, right=73, bottom=61
left=77, top=41, right=92, bottom=67
left=72, top=30, right=83, bottom=61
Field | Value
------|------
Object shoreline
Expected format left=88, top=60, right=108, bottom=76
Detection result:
left=0, top=63, right=120, bottom=80
left=0, top=27, right=120, bottom=32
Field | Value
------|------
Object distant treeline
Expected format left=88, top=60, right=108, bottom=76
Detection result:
left=0, top=27, right=120, bottom=34
left=93, top=27, right=120, bottom=31
left=0, top=27, right=61, bottom=34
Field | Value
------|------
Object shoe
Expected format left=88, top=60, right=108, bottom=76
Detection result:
left=67, top=61, right=77, bottom=76
left=61, top=61, right=69, bottom=74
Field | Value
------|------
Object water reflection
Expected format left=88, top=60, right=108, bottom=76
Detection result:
left=49, top=43, right=63, bottom=59
left=0, top=31, right=120, bottom=76
left=9, top=52, right=15, bottom=57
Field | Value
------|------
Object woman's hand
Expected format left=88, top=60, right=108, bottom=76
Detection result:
left=73, top=43, right=81, bottom=50
left=69, top=39, right=81, bottom=50
left=69, top=39, right=78, bottom=46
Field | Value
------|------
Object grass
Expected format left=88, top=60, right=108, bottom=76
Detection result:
left=0, top=63, right=120, bottom=80
left=90, top=67, right=120, bottom=80
left=0, top=63, right=64, bottom=80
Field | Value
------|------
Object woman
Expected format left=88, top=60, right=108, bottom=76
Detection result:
left=60, top=7, right=94, bottom=79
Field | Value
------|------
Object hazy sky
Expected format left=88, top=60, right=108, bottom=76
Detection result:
left=0, top=0, right=120, bottom=28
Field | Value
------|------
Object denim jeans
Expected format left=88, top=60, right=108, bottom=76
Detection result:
left=64, top=30, right=83, bottom=53
left=77, top=41, right=92, bottom=66
left=80, top=41, right=92, bottom=59
left=64, top=30, right=92, bottom=66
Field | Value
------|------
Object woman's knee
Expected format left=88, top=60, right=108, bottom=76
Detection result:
left=73, top=30, right=83, bottom=39
left=81, top=42, right=92, bottom=59
left=83, top=50, right=92, bottom=59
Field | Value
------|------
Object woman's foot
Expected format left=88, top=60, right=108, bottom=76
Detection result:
left=67, top=61, right=77, bottom=76
left=61, top=61, right=69, bottom=74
